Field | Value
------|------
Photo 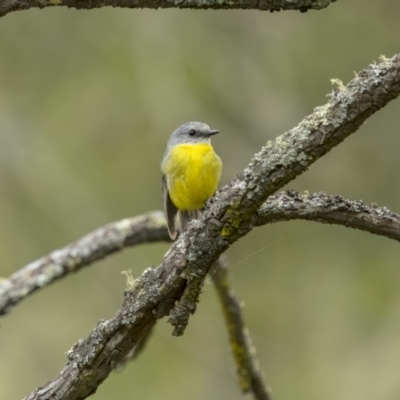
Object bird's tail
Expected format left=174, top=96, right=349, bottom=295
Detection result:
left=178, top=209, right=202, bottom=235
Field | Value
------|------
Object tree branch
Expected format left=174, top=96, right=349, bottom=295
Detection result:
left=256, top=191, right=400, bottom=242
left=211, top=257, right=271, bottom=400
left=18, top=54, right=400, bottom=400
left=4, top=190, right=400, bottom=317
left=3, top=188, right=400, bottom=320
left=0, top=211, right=168, bottom=316
left=0, top=0, right=337, bottom=19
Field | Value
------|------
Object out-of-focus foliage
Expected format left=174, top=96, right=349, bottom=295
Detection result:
left=1, top=2, right=400, bottom=399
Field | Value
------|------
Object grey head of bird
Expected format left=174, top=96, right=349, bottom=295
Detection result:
left=167, top=121, right=219, bottom=147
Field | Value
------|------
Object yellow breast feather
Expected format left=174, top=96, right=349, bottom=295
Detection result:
left=163, top=143, right=222, bottom=211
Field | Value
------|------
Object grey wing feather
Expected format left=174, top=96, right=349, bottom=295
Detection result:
left=178, top=209, right=202, bottom=234
left=162, top=175, right=178, bottom=240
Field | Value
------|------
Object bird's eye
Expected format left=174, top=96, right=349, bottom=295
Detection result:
left=188, top=130, right=196, bottom=137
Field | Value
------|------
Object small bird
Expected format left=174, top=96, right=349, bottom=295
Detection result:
left=161, top=122, right=222, bottom=240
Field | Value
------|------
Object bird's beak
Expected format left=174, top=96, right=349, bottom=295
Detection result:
left=207, top=129, right=220, bottom=136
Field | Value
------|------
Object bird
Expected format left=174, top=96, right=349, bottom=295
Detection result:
left=161, top=121, right=222, bottom=240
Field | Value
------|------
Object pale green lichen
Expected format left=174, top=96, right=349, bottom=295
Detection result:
left=220, top=208, right=243, bottom=237
left=37, top=263, right=63, bottom=286
left=115, top=219, right=134, bottom=247
left=148, top=213, right=168, bottom=229
left=297, top=151, right=309, bottom=166
left=379, top=55, right=389, bottom=62
left=330, top=78, right=346, bottom=91
left=214, top=0, right=237, bottom=6
left=221, top=225, right=234, bottom=237
left=274, top=135, right=288, bottom=148
left=122, top=269, right=137, bottom=290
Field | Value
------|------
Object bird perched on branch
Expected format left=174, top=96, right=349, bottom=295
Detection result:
left=161, top=122, right=222, bottom=240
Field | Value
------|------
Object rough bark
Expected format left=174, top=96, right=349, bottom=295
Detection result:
left=257, top=191, right=400, bottom=241
left=0, top=0, right=336, bottom=19
left=2, top=190, right=400, bottom=317
left=3, top=190, right=400, bottom=317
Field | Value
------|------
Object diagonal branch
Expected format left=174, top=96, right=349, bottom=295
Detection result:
left=0, top=0, right=337, bottom=19
left=18, top=54, right=400, bottom=400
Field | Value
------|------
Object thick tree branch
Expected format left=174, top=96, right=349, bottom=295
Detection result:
left=19, top=54, right=400, bottom=400
left=0, top=0, right=336, bottom=19
left=3, top=190, right=400, bottom=317
left=211, top=257, right=271, bottom=400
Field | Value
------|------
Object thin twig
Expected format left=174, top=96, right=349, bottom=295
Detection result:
left=211, top=257, right=272, bottom=400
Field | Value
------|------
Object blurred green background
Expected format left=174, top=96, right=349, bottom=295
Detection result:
left=1, top=1, right=400, bottom=399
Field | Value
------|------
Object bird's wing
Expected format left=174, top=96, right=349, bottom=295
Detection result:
left=162, top=175, right=178, bottom=240
left=178, top=210, right=201, bottom=235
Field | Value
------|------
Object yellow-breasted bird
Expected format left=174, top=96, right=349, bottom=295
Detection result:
left=161, top=122, right=222, bottom=240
